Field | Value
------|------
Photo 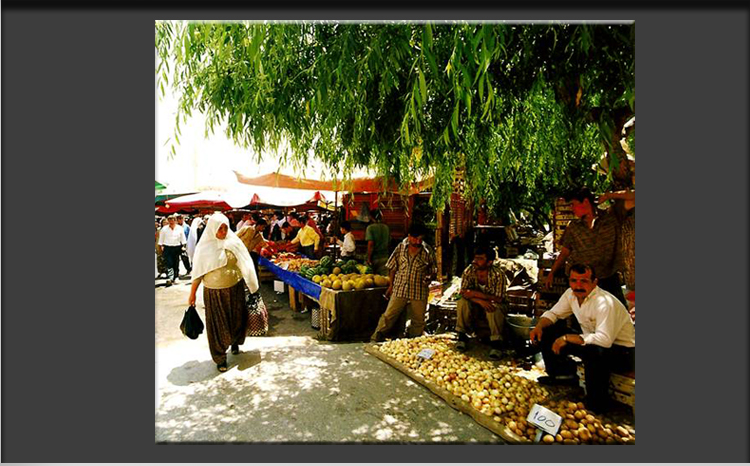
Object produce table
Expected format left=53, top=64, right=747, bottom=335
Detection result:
left=258, top=256, right=322, bottom=299
left=317, top=287, right=388, bottom=341
left=259, top=256, right=388, bottom=341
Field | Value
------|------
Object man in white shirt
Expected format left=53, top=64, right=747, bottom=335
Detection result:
left=158, top=215, right=187, bottom=286
left=530, top=263, right=635, bottom=413
left=236, top=213, right=252, bottom=232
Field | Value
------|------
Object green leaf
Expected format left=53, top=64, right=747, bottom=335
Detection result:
left=423, top=23, right=433, bottom=48
left=451, top=102, right=459, bottom=138
left=424, top=47, right=439, bottom=76
left=418, top=68, right=427, bottom=104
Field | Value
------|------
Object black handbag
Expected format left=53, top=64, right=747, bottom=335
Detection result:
left=180, top=305, right=204, bottom=339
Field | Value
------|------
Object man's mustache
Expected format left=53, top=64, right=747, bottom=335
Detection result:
left=573, top=289, right=586, bottom=293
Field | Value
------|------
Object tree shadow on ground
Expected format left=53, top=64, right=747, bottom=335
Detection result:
left=156, top=338, right=502, bottom=443
left=167, top=350, right=262, bottom=386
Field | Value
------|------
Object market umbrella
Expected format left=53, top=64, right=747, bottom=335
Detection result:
left=163, top=190, right=254, bottom=211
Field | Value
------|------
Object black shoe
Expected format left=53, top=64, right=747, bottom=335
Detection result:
left=455, top=332, right=469, bottom=351
left=231, top=344, right=240, bottom=355
left=584, top=397, right=612, bottom=415
left=217, top=362, right=228, bottom=372
left=537, top=375, right=577, bottom=386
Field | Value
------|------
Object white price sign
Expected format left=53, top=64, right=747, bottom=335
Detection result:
left=417, top=348, right=436, bottom=360
left=526, top=403, right=563, bottom=436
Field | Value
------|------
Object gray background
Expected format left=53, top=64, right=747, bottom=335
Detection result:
left=1, top=4, right=748, bottom=463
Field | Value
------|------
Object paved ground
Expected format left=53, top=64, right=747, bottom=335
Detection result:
left=155, top=268, right=505, bottom=443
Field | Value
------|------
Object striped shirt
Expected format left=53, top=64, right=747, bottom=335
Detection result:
left=561, top=209, right=621, bottom=279
left=386, top=238, right=437, bottom=301
left=460, top=263, right=507, bottom=311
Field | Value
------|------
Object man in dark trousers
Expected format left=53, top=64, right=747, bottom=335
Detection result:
left=157, top=214, right=187, bottom=286
left=531, top=263, right=635, bottom=413
left=176, top=214, right=192, bottom=276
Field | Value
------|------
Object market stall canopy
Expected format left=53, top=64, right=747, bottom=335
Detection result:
left=162, top=190, right=254, bottom=211
left=247, top=185, right=337, bottom=207
left=234, top=170, right=433, bottom=195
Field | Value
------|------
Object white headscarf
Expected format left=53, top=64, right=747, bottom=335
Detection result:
left=191, top=213, right=259, bottom=293
left=186, top=217, right=203, bottom=264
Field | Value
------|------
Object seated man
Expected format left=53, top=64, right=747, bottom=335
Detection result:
left=455, top=245, right=509, bottom=359
left=530, top=263, right=635, bottom=413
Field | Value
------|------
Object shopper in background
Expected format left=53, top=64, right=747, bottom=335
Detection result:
left=186, top=216, right=204, bottom=266
left=176, top=214, right=192, bottom=276
left=365, top=209, right=390, bottom=276
left=237, top=217, right=269, bottom=276
left=158, top=215, right=187, bottom=286
left=289, top=214, right=320, bottom=258
left=336, top=221, right=357, bottom=258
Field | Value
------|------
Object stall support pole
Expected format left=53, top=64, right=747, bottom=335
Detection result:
left=333, top=191, right=339, bottom=261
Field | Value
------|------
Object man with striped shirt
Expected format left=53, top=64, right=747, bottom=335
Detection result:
left=370, top=224, right=436, bottom=342
left=455, top=244, right=509, bottom=359
left=544, top=188, right=626, bottom=305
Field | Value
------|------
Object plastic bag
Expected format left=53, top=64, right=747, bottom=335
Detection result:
left=179, top=305, right=204, bottom=340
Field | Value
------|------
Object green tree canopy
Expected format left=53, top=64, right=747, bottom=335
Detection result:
left=156, top=21, right=634, bottom=221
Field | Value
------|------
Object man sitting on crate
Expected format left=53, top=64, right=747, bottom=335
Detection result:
left=530, top=263, right=635, bottom=413
left=455, top=244, right=510, bottom=360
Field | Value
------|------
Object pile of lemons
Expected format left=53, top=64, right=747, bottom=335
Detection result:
left=312, top=273, right=391, bottom=291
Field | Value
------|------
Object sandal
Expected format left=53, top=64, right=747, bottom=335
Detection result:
left=217, top=362, right=228, bottom=372
left=231, top=344, right=240, bottom=355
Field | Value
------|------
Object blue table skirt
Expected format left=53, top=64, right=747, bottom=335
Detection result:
left=258, top=256, right=321, bottom=299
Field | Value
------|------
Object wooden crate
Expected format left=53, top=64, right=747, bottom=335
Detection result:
left=426, top=303, right=457, bottom=334
left=506, top=289, right=536, bottom=315
left=365, top=343, right=529, bottom=444
left=576, top=366, right=635, bottom=409
left=553, top=199, right=574, bottom=252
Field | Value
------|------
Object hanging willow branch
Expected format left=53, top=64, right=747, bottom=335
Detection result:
left=156, top=21, right=635, bottom=216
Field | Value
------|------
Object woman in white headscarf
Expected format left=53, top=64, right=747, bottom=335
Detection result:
left=188, top=213, right=259, bottom=372
left=186, top=217, right=203, bottom=265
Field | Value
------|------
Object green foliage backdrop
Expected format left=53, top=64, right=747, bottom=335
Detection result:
left=156, top=21, right=634, bottom=223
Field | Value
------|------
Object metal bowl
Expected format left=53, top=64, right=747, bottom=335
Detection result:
left=506, top=313, right=536, bottom=340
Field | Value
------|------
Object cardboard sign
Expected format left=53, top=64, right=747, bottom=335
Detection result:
left=526, top=403, right=563, bottom=436
left=273, top=280, right=285, bottom=293
left=417, top=349, right=436, bottom=360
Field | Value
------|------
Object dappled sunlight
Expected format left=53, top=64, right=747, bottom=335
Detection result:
left=156, top=336, right=502, bottom=442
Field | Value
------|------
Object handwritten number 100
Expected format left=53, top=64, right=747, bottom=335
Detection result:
left=533, top=411, right=556, bottom=428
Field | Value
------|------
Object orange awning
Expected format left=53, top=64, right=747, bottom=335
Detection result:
left=233, top=171, right=432, bottom=194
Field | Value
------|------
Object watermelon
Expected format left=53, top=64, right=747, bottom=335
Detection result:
left=319, top=256, right=333, bottom=267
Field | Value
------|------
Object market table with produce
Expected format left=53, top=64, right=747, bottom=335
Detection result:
left=258, top=252, right=392, bottom=341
